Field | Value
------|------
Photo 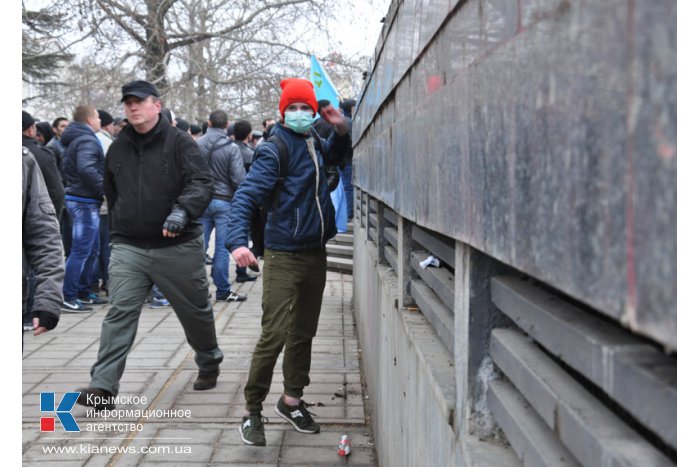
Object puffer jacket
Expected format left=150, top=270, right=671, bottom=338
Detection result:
left=197, top=127, right=245, bottom=201
left=61, top=122, right=104, bottom=201
left=22, top=147, right=64, bottom=327
left=104, top=115, right=213, bottom=249
left=225, top=123, right=351, bottom=252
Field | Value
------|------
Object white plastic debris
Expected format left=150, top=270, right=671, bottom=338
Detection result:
left=419, top=255, right=440, bottom=269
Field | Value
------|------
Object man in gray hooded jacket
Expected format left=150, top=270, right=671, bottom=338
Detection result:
left=22, top=147, right=64, bottom=337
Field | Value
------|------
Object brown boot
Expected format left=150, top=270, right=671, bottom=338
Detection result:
left=193, top=369, right=219, bottom=390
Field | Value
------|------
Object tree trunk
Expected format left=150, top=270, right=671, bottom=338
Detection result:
left=145, top=0, right=171, bottom=89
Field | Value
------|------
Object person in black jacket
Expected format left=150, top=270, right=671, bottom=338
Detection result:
left=22, top=111, right=64, bottom=217
left=75, top=80, right=224, bottom=410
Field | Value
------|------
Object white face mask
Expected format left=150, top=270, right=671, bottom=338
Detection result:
left=284, top=110, right=314, bottom=134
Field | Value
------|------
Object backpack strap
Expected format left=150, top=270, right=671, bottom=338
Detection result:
left=308, top=127, right=326, bottom=156
left=206, top=139, right=234, bottom=161
left=263, top=135, right=288, bottom=210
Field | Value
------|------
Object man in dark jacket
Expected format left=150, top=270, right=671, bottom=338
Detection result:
left=230, top=119, right=261, bottom=279
left=22, top=147, right=64, bottom=337
left=46, top=117, right=69, bottom=161
left=230, top=120, right=255, bottom=171
left=22, top=111, right=64, bottom=217
left=76, top=80, right=224, bottom=410
left=60, top=105, right=106, bottom=312
left=197, top=109, right=248, bottom=302
left=338, top=98, right=355, bottom=220
left=46, top=116, right=72, bottom=256
left=226, top=78, right=350, bottom=446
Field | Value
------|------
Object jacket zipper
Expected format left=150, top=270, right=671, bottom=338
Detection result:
left=138, top=149, right=144, bottom=231
left=306, top=138, right=324, bottom=243
left=293, top=208, right=300, bottom=237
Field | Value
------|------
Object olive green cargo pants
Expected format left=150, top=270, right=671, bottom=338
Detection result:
left=244, top=248, right=327, bottom=412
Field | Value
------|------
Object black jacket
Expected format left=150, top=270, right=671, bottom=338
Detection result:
left=62, top=122, right=105, bottom=201
left=104, top=115, right=214, bottom=249
left=22, top=136, right=65, bottom=216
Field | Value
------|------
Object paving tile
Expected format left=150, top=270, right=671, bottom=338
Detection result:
left=21, top=265, right=376, bottom=466
left=211, top=444, right=282, bottom=464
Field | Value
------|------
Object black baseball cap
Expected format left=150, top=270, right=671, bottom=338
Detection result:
left=121, top=80, right=159, bottom=102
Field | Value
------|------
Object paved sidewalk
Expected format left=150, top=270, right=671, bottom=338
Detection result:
left=22, top=260, right=375, bottom=466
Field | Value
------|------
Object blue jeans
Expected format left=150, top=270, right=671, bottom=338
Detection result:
left=199, top=199, right=232, bottom=298
left=90, top=213, right=110, bottom=290
left=340, top=164, right=353, bottom=219
left=63, top=200, right=100, bottom=301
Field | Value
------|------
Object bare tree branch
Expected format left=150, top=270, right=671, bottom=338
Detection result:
left=168, top=0, right=311, bottom=49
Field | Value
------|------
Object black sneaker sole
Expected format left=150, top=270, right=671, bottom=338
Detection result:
left=273, top=406, right=320, bottom=434
left=239, top=425, right=266, bottom=446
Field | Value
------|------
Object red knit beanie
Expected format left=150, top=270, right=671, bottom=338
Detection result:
left=279, top=78, right=318, bottom=117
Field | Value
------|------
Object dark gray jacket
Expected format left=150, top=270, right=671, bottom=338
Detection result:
left=233, top=140, right=255, bottom=172
left=197, top=127, right=245, bottom=201
left=46, top=136, right=65, bottom=161
left=22, top=147, right=64, bottom=328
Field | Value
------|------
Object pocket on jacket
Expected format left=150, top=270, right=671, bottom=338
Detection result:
left=38, top=201, right=56, bottom=216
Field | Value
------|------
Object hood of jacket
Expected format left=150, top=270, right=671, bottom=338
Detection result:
left=61, top=122, right=98, bottom=147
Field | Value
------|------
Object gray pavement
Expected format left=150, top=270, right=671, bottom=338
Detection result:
left=22, top=258, right=375, bottom=466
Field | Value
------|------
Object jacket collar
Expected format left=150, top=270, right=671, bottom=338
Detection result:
left=121, top=114, right=169, bottom=145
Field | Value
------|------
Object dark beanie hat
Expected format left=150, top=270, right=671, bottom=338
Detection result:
left=22, top=111, right=35, bottom=131
left=98, top=109, right=114, bottom=127
left=278, top=78, right=318, bottom=117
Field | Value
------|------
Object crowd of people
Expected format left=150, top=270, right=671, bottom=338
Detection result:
left=21, top=77, right=355, bottom=446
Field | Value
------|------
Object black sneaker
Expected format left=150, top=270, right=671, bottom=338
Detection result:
left=75, top=387, right=115, bottom=410
left=78, top=293, right=108, bottom=305
left=239, top=412, right=268, bottom=446
left=61, top=300, right=94, bottom=313
left=205, top=254, right=213, bottom=265
left=217, top=291, right=247, bottom=302
left=235, top=274, right=258, bottom=283
left=274, top=398, right=320, bottom=433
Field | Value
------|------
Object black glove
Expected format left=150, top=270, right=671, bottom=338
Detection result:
left=33, top=310, right=59, bottom=330
left=163, top=205, right=189, bottom=234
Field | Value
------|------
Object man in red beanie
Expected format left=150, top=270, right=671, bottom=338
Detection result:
left=225, top=78, right=350, bottom=446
